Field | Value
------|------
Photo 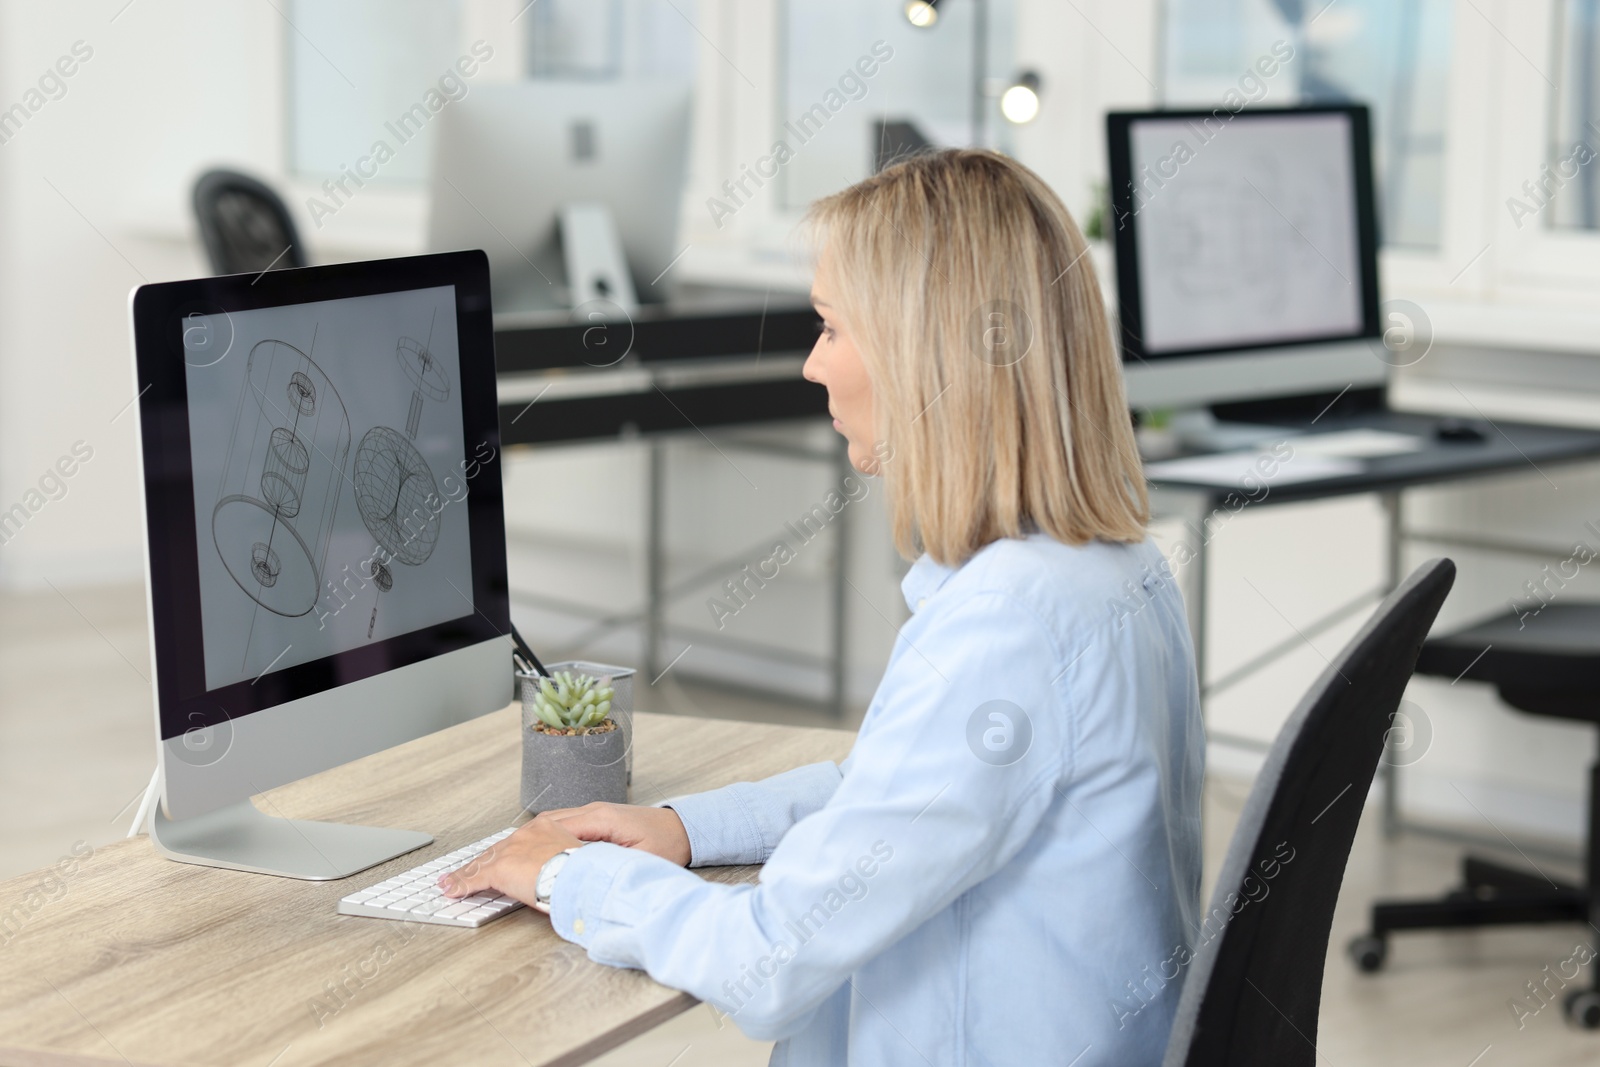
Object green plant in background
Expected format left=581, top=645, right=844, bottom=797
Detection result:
left=531, top=671, right=614, bottom=730
left=1143, top=408, right=1174, bottom=430
left=1083, top=179, right=1109, bottom=241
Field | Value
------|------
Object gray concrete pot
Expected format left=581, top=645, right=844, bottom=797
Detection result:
left=520, top=723, right=628, bottom=815
left=517, top=661, right=635, bottom=815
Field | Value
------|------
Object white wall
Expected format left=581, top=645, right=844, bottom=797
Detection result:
left=0, top=0, right=280, bottom=588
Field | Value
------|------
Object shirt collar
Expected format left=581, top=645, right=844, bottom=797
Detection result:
left=901, top=553, right=958, bottom=613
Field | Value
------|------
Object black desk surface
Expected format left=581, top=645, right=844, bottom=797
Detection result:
left=493, top=285, right=827, bottom=446
left=494, top=285, right=818, bottom=373
left=1145, top=409, right=1600, bottom=505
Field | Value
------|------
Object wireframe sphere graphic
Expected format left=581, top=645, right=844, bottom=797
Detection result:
left=353, top=426, right=442, bottom=566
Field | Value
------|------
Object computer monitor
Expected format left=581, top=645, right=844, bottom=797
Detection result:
left=426, top=80, right=692, bottom=313
left=130, top=250, right=511, bottom=880
left=1106, top=104, right=1384, bottom=413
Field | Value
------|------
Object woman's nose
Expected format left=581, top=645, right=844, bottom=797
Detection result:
left=802, top=351, right=823, bottom=385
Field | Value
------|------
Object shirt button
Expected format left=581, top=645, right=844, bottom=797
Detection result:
left=917, top=598, right=927, bottom=609
left=573, top=918, right=585, bottom=935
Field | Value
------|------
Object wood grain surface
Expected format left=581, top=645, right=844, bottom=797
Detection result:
left=0, top=708, right=854, bottom=1067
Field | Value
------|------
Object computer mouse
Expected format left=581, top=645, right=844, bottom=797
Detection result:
left=1434, top=418, right=1486, bottom=443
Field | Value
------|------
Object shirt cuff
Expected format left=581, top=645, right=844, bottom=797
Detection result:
left=548, top=841, right=633, bottom=950
left=661, top=788, right=760, bottom=868
left=660, top=761, right=844, bottom=868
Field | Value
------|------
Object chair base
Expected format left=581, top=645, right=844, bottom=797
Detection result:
left=1353, top=859, right=1600, bottom=1028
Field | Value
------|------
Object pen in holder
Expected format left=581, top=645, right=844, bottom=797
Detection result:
left=515, top=660, right=635, bottom=815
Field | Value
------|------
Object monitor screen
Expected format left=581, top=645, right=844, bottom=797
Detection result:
left=132, top=251, right=508, bottom=742
left=1107, top=105, right=1380, bottom=363
left=183, top=286, right=475, bottom=691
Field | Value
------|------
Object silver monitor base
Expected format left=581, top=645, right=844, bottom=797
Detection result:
left=150, top=799, right=432, bottom=881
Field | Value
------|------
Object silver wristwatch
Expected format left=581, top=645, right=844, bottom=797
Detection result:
left=532, top=846, right=581, bottom=913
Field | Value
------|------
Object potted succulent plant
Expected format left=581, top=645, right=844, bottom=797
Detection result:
left=518, top=667, right=631, bottom=815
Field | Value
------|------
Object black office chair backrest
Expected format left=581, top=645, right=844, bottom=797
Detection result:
left=192, top=168, right=306, bottom=276
left=1163, top=557, right=1456, bottom=1067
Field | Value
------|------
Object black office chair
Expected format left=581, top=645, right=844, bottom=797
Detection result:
left=1350, top=602, right=1600, bottom=1028
left=1163, top=558, right=1456, bottom=1066
left=191, top=168, right=307, bottom=276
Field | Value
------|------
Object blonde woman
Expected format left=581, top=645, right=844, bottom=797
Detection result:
left=444, top=150, right=1203, bottom=1065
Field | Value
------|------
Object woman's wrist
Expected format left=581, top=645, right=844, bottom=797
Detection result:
left=659, top=806, right=692, bottom=866
left=533, top=845, right=582, bottom=912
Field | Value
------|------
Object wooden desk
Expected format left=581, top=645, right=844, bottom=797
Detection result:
left=0, top=710, right=854, bottom=1067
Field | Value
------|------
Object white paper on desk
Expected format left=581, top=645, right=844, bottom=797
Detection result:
left=1145, top=450, right=1362, bottom=487
left=1284, top=429, right=1424, bottom=459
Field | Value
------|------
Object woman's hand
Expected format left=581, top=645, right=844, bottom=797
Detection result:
left=437, top=803, right=691, bottom=906
left=540, top=802, right=692, bottom=867
left=438, top=817, right=582, bottom=903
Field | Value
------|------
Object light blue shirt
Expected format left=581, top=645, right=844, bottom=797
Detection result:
left=551, top=532, right=1203, bottom=1065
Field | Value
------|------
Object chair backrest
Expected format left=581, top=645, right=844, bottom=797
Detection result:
left=191, top=168, right=306, bottom=276
left=1163, top=558, right=1456, bottom=1067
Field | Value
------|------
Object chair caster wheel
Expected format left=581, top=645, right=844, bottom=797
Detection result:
left=1565, top=989, right=1600, bottom=1029
left=1347, top=934, right=1386, bottom=973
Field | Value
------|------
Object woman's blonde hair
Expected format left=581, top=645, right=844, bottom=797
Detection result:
left=808, top=149, right=1148, bottom=565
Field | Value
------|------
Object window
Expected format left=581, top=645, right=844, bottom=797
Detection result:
left=286, top=0, right=464, bottom=185
left=778, top=0, right=1016, bottom=210
left=524, top=0, right=695, bottom=80
left=1161, top=0, right=1453, bottom=250
left=286, top=0, right=695, bottom=186
left=1549, top=0, right=1600, bottom=230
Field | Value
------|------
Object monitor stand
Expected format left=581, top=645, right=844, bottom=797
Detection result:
left=559, top=202, right=638, bottom=314
left=149, top=797, right=432, bottom=881
left=493, top=203, right=641, bottom=317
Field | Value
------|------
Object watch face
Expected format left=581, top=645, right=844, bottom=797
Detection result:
left=536, top=848, right=573, bottom=908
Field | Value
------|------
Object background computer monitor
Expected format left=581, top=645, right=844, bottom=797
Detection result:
left=427, top=81, right=692, bottom=313
left=130, top=250, right=511, bottom=879
left=1106, top=104, right=1384, bottom=412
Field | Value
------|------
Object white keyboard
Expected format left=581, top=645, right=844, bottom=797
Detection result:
left=337, top=827, right=525, bottom=928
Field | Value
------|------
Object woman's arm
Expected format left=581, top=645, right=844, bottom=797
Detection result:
left=548, top=591, right=1072, bottom=1040
left=662, top=760, right=844, bottom=867
left=534, top=759, right=846, bottom=868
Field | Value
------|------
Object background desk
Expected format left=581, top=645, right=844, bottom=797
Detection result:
left=493, top=286, right=824, bottom=446
left=492, top=290, right=857, bottom=716
left=1147, top=406, right=1600, bottom=842
left=0, top=710, right=854, bottom=1067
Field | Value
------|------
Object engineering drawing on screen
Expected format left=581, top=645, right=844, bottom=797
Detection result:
left=212, top=338, right=350, bottom=626
left=351, top=313, right=454, bottom=639
left=1147, top=160, right=1343, bottom=316
left=1130, top=114, right=1361, bottom=354
left=187, top=286, right=473, bottom=692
